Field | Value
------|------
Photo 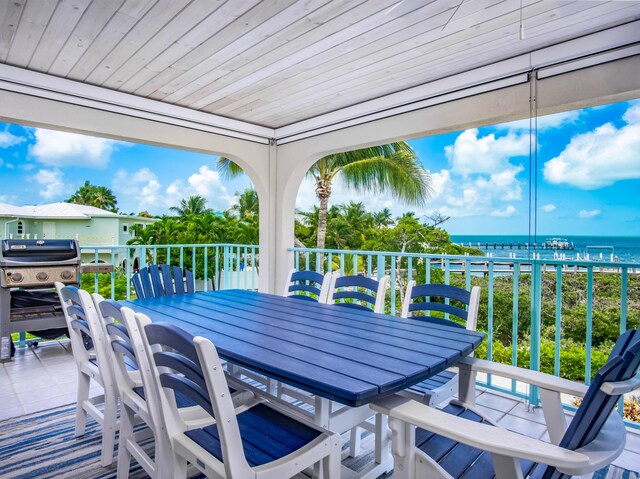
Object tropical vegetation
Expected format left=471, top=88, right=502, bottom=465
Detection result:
left=218, top=142, right=431, bottom=249
left=67, top=180, right=118, bottom=212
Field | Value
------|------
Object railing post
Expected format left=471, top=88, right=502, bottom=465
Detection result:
left=511, top=262, right=520, bottom=393
left=110, top=248, right=116, bottom=300
left=529, top=261, right=542, bottom=406
left=94, top=249, right=99, bottom=293
left=585, top=267, right=594, bottom=384
left=204, top=247, right=209, bottom=292
left=376, top=254, right=384, bottom=280
left=126, top=246, right=132, bottom=300
left=140, top=246, right=147, bottom=268
left=554, top=265, right=562, bottom=377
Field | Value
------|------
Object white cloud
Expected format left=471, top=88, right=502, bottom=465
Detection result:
left=543, top=102, right=640, bottom=189
left=0, top=127, right=26, bottom=148
left=499, top=110, right=580, bottom=131
left=30, top=169, right=71, bottom=200
left=578, top=209, right=601, bottom=219
left=542, top=203, right=556, bottom=213
left=445, top=128, right=529, bottom=176
left=295, top=128, right=527, bottom=221
left=114, top=165, right=234, bottom=214
left=29, top=129, right=123, bottom=168
left=490, top=205, right=517, bottom=217
left=0, top=194, right=17, bottom=203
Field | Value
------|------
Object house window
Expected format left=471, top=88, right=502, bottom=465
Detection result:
left=17, top=221, right=23, bottom=234
left=123, top=224, right=128, bottom=233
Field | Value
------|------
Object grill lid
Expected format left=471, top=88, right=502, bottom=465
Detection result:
left=1, top=239, right=81, bottom=264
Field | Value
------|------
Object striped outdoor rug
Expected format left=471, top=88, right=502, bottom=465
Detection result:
left=0, top=404, right=636, bottom=479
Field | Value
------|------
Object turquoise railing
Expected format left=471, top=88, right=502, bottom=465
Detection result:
left=77, top=242, right=638, bottom=426
left=80, top=243, right=259, bottom=300
left=290, top=246, right=639, bottom=426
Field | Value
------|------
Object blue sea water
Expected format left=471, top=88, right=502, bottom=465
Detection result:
left=450, top=235, right=640, bottom=263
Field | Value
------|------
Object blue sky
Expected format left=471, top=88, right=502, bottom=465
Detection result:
left=0, top=99, right=638, bottom=236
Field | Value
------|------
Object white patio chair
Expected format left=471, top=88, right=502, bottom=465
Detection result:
left=135, top=318, right=341, bottom=479
left=283, top=268, right=335, bottom=303
left=327, top=274, right=390, bottom=313
left=325, top=274, right=390, bottom=456
left=132, top=264, right=195, bottom=299
left=399, top=282, right=481, bottom=406
left=55, top=282, right=118, bottom=467
left=372, top=328, right=640, bottom=479
left=93, top=296, right=220, bottom=479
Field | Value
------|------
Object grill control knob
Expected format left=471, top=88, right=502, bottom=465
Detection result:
left=36, top=272, right=49, bottom=282
left=60, top=270, right=73, bottom=281
left=9, top=272, right=23, bottom=283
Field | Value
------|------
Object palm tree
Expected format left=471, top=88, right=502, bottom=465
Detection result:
left=218, top=142, right=431, bottom=249
left=373, top=208, right=394, bottom=229
left=169, top=195, right=208, bottom=218
left=67, top=181, right=118, bottom=212
left=231, top=188, right=259, bottom=220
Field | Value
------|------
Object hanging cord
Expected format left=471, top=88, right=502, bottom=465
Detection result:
left=520, top=0, right=525, bottom=40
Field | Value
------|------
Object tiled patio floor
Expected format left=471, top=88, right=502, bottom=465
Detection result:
left=2, top=340, right=639, bottom=474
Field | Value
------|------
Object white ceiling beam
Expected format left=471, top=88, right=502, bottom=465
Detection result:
left=0, top=63, right=275, bottom=143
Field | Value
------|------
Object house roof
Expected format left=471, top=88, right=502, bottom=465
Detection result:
left=0, top=202, right=156, bottom=221
left=0, top=1, right=638, bottom=143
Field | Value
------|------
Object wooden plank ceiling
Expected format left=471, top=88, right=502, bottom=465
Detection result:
left=1, top=0, right=639, bottom=129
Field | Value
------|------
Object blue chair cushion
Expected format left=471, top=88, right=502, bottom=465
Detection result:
left=416, top=403, right=539, bottom=479
left=184, top=403, right=322, bottom=467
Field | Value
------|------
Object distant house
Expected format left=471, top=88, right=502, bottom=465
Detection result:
left=0, top=202, right=156, bottom=266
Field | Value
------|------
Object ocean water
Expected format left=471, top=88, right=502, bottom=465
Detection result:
left=450, top=235, right=640, bottom=263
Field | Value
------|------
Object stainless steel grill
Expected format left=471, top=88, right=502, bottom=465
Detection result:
left=0, top=239, right=81, bottom=362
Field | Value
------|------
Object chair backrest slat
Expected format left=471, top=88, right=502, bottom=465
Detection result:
left=409, top=302, right=469, bottom=322
left=334, top=275, right=379, bottom=291
left=411, top=284, right=472, bottom=304
left=185, top=269, right=195, bottom=294
left=172, top=265, right=185, bottom=295
left=132, top=273, right=143, bottom=299
left=161, top=266, right=175, bottom=296
left=111, top=339, right=138, bottom=365
left=291, top=270, right=325, bottom=283
left=159, top=373, right=213, bottom=416
left=333, top=290, right=376, bottom=305
left=149, top=265, right=164, bottom=297
left=288, top=283, right=321, bottom=296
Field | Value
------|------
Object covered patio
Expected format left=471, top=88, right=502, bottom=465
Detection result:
left=1, top=1, right=640, bottom=478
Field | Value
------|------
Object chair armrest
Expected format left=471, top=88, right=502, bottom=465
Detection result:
left=458, top=357, right=589, bottom=397
left=601, top=370, right=640, bottom=395
left=372, top=397, right=590, bottom=471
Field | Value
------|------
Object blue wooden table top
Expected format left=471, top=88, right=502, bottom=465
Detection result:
left=124, top=289, right=484, bottom=407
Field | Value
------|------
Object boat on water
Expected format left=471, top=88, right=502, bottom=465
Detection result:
left=544, top=238, right=575, bottom=250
